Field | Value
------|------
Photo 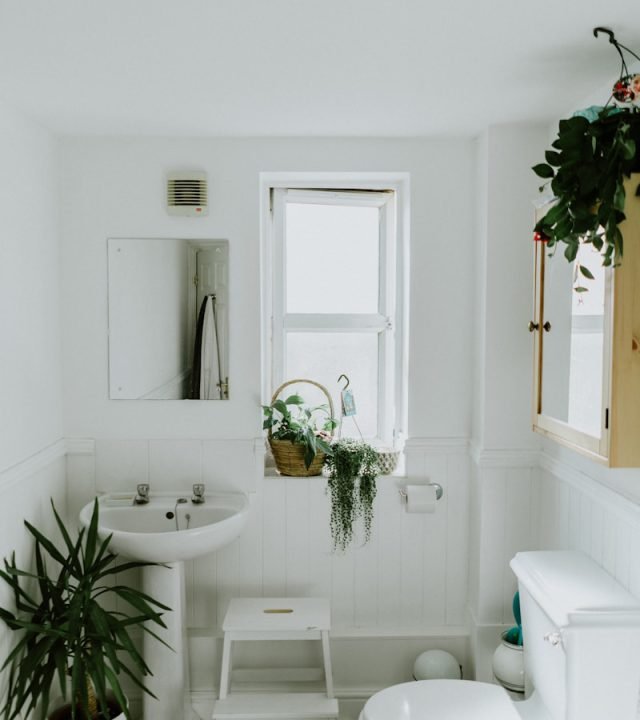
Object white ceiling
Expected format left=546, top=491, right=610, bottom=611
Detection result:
left=0, top=0, right=638, bottom=137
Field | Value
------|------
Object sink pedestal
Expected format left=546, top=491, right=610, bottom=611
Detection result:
left=142, top=562, right=191, bottom=720
left=79, top=492, right=250, bottom=720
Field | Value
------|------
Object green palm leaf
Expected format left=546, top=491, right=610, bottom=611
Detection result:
left=0, top=500, right=171, bottom=720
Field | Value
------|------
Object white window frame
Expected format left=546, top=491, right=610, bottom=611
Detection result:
left=260, top=172, right=410, bottom=447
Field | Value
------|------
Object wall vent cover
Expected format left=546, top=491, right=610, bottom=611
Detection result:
left=167, top=172, right=208, bottom=216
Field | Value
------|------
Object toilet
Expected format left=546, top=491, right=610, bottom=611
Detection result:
left=360, top=550, right=640, bottom=720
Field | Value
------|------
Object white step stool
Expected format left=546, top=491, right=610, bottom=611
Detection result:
left=212, top=597, right=338, bottom=720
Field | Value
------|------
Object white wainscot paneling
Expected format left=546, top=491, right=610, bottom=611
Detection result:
left=537, top=453, right=640, bottom=596
left=69, top=438, right=471, bottom=701
left=469, top=450, right=539, bottom=627
left=467, top=450, right=539, bottom=683
left=188, top=442, right=471, bottom=635
left=0, top=447, right=68, bottom=686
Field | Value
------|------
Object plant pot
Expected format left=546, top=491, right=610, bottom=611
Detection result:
left=48, top=693, right=126, bottom=720
left=269, top=438, right=326, bottom=476
left=375, top=448, right=399, bottom=475
left=491, top=631, right=524, bottom=693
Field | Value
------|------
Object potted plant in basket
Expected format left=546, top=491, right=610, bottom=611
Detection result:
left=0, top=499, right=170, bottom=720
left=533, top=28, right=640, bottom=274
left=263, top=379, right=338, bottom=476
left=324, top=439, right=380, bottom=551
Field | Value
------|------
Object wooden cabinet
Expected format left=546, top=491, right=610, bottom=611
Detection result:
left=532, top=175, right=640, bottom=467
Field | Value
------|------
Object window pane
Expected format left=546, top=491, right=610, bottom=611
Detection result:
left=286, top=202, right=380, bottom=313
left=285, top=332, right=379, bottom=438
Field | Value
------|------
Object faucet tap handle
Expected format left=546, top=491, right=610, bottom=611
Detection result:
left=135, top=483, right=150, bottom=504
left=192, top=483, right=205, bottom=504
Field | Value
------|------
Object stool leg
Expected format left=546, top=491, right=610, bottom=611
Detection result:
left=218, top=634, right=232, bottom=700
left=321, top=630, right=334, bottom=699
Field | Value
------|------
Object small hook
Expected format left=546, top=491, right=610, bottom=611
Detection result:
left=337, top=374, right=350, bottom=390
left=593, top=26, right=616, bottom=44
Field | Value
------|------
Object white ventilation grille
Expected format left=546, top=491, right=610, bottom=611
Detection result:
left=167, top=172, right=208, bottom=216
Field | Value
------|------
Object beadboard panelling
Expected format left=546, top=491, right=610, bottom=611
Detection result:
left=78, top=438, right=470, bottom=634
left=469, top=457, right=538, bottom=625
left=537, top=453, right=640, bottom=595
left=0, top=449, right=68, bottom=699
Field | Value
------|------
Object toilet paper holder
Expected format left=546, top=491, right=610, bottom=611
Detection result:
left=399, top=482, right=443, bottom=502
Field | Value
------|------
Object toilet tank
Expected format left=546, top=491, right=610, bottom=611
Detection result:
left=510, top=551, right=640, bottom=720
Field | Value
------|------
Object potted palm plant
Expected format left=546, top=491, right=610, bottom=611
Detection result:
left=0, top=499, right=169, bottom=720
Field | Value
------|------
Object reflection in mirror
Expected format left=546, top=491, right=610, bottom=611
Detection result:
left=540, top=242, right=607, bottom=437
left=108, top=238, right=229, bottom=400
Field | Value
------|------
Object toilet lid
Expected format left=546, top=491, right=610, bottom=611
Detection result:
left=361, top=680, right=522, bottom=720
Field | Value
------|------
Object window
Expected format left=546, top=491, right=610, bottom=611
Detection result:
left=262, top=176, right=408, bottom=446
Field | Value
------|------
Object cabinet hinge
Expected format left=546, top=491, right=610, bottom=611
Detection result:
left=193, top=274, right=199, bottom=286
left=605, top=408, right=609, bottom=430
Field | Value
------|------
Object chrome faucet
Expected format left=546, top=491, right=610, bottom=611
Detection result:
left=191, top=483, right=205, bottom=504
left=134, top=483, right=150, bottom=505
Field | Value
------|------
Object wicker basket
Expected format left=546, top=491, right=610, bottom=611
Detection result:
left=268, top=379, right=335, bottom=477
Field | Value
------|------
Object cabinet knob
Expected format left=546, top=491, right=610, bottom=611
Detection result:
left=544, top=632, right=563, bottom=647
left=543, top=321, right=552, bottom=332
left=528, top=321, right=539, bottom=332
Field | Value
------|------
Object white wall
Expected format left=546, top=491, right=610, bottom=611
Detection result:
left=58, top=137, right=475, bottom=440
left=468, top=123, right=549, bottom=680
left=0, top=106, right=67, bottom=704
left=57, top=136, right=476, bottom=702
left=475, top=124, right=549, bottom=452
left=0, top=107, right=63, bottom=472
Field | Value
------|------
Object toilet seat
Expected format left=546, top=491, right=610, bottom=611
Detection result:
left=360, top=679, right=522, bottom=720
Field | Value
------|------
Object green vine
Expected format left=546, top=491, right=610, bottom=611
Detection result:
left=533, top=107, right=640, bottom=268
left=325, top=439, right=379, bottom=551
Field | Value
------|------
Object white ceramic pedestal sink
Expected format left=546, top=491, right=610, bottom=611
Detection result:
left=79, top=491, right=249, bottom=720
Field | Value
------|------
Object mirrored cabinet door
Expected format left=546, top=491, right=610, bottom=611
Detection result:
left=531, top=175, right=640, bottom=467
left=532, top=236, right=612, bottom=461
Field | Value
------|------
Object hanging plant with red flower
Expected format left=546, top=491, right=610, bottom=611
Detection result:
left=532, top=28, right=640, bottom=268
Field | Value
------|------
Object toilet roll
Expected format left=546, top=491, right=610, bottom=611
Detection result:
left=405, top=484, right=437, bottom=513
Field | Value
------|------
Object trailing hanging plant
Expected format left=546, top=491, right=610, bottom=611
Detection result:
left=324, top=439, right=380, bottom=551
left=533, top=28, right=640, bottom=269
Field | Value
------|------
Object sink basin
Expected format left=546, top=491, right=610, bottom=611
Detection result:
left=79, top=491, right=249, bottom=562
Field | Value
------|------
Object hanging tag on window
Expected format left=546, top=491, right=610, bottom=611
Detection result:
left=341, top=388, right=357, bottom=417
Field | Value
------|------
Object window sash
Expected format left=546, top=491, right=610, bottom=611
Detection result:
left=270, top=186, right=398, bottom=444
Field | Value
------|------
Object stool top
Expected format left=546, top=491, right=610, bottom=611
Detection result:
left=223, top=597, right=331, bottom=632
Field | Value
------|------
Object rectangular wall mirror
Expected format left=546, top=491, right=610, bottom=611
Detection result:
left=108, top=238, right=229, bottom=400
